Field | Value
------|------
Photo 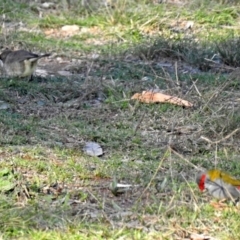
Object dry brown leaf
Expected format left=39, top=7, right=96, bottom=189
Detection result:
left=210, top=201, right=228, bottom=210
left=210, top=201, right=240, bottom=213
left=131, top=91, right=193, bottom=107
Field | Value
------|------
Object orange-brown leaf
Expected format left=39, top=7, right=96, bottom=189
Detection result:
left=131, top=91, right=193, bottom=107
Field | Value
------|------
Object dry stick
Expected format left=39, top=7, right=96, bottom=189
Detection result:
left=204, top=57, right=236, bottom=71
left=170, top=147, right=204, bottom=171
left=140, top=15, right=159, bottom=28
left=77, top=61, right=97, bottom=102
left=170, top=150, right=204, bottom=208
left=184, top=77, right=199, bottom=96
left=164, top=194, right=176, bottom=216
left=214, top=142, right=218, bottom=168
left=148, top=62, right=179, bottom=89
left=2, top=14, right=7, bottom=43
left=86, top=188, right=115, bottom=227
left=133, top=112, right=145, bottom=136
left=192, top=79, right=202, bottom=97
left=200, top=78, right=232, bottom=113
left=136, top=148, right=170, bottom=202
left=181, top=173, right=200, bottom=208
left=200, top=128, right=240, bottom=144
left=174, top=61, right=180, bottom=86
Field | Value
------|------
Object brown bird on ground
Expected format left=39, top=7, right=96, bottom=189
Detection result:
left=0, top=49, right=50, bottom=80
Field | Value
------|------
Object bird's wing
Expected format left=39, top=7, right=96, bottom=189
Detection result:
left=220, top=172, right=240, bottom=187
left=5, top=50, right=39, bottom=63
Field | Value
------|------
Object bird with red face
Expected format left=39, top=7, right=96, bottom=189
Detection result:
left=196, top=169, right=240, bottom=199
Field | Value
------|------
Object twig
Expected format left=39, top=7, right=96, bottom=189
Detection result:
left=192, top=79, right=202, bottom=97
left=200, top=128, right=240, bottom=144
left=174, top=61, right=180, bottom=86
left=170, top=147, right=204, bottom=171
left=200, top=78, right=233, bottom=113
left=136, top=148, right=170, bottom=202
left=133, top=112, right=145, bottom=136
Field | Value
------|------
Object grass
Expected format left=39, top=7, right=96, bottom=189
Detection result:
left=0, top=0, right=240, bottom=239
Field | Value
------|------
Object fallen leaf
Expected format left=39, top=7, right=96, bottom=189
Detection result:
left=57, top=70, right=73, bottom=76
left=41, top=2, right=55, bottom=8
left=0, top=101, right=10, bottom=110
left=210, top=201, right=228, bottom=210
left=131, top=91, right=193, bottom=107
left=83, top=141, right=103, bottom=157
left=61, top=25, right=79, bottom=33
left=210, top=201, right=239, bottom=212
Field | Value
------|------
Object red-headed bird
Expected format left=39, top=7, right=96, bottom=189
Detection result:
left=196, top=169, right=240, bottom=199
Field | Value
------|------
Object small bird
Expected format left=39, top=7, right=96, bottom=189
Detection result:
left=196, top=169, right=240, bottom=199
left=0, top=49, right=50, bottom=80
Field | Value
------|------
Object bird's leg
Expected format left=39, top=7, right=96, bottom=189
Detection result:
left=234, top=197, right=240, bottom=206
left=29, top=74, right=34, bottom=82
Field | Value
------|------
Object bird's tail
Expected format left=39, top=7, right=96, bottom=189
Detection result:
left=28, top=53, right=51, bottom=62
left=38, top=53, right=51, bottom=59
